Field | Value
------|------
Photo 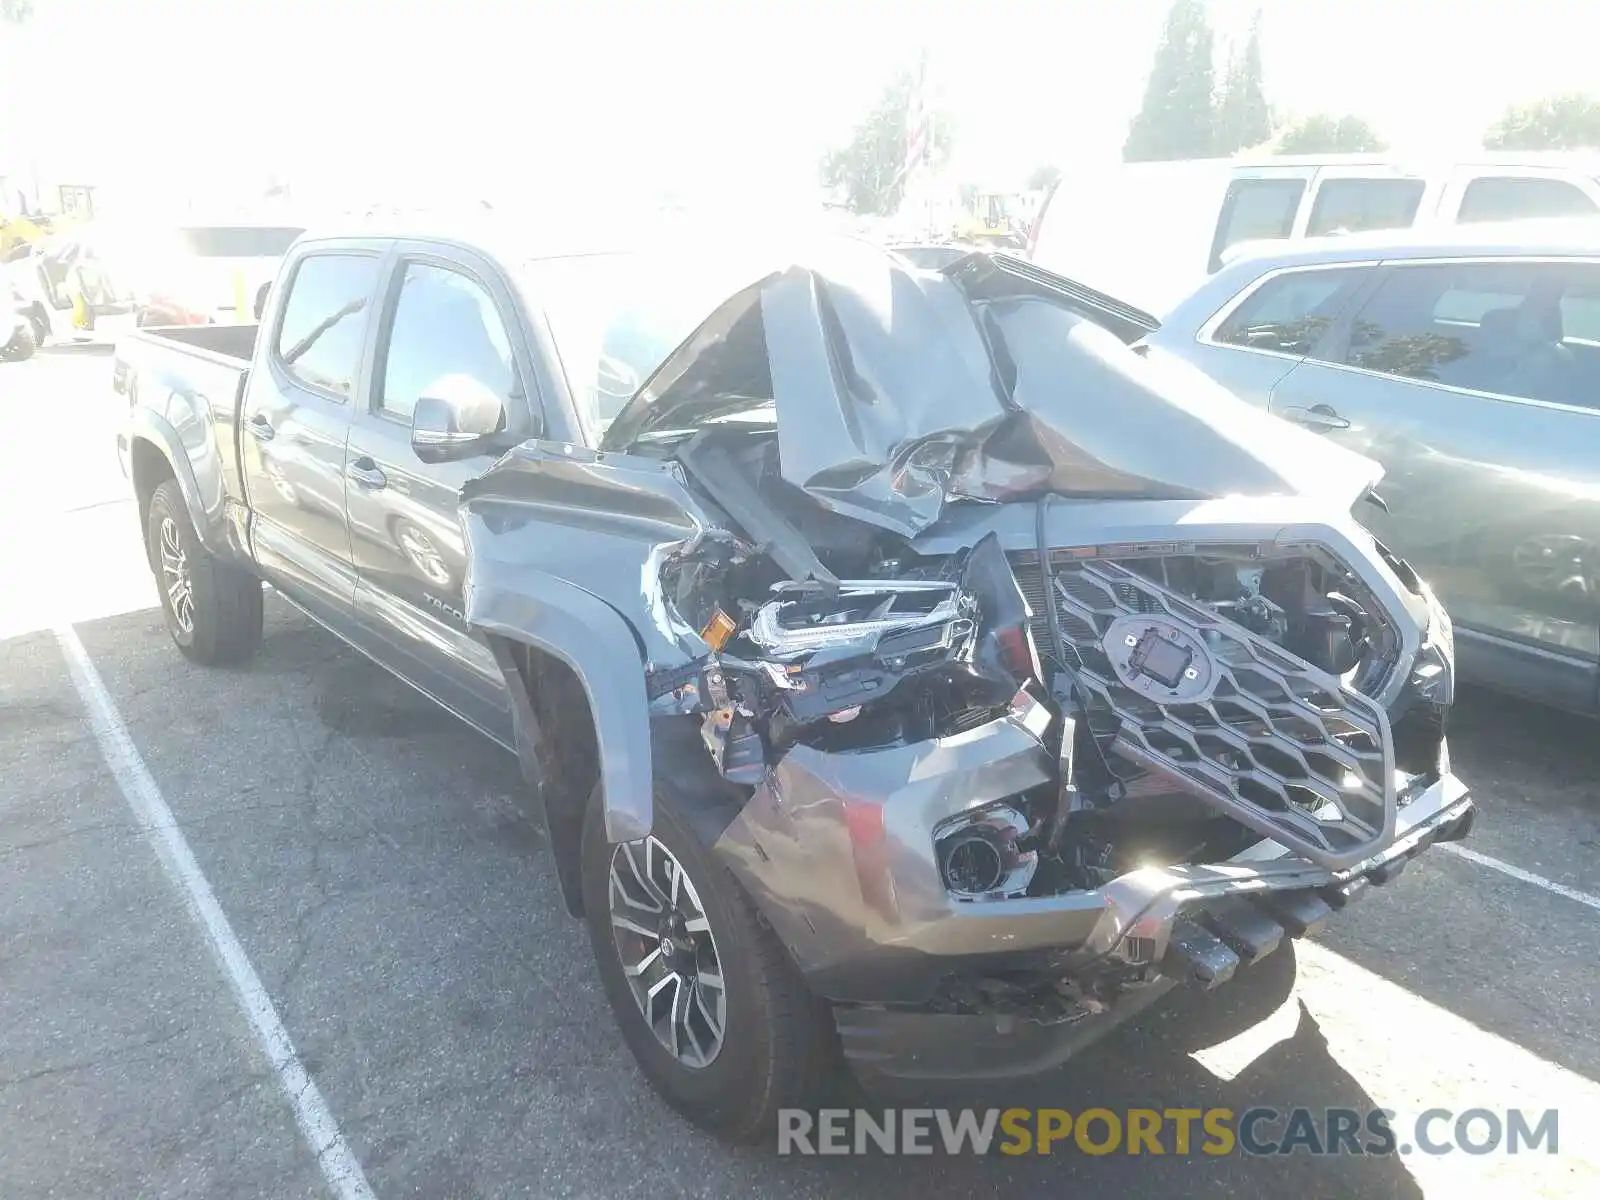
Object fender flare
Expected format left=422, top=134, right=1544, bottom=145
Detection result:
left=126, top=410, right=231, bottom=557
left=468, top=572, right=654, bottom=847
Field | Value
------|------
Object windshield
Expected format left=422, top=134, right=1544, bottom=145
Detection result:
left=519, top=250, right=767, bottom=444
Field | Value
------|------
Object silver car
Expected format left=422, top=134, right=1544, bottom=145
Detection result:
left=1144, top=218, right=1600, bottom=713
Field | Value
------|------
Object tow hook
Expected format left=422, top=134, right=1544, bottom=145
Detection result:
left=1162, top=920, right=1240, bottom=990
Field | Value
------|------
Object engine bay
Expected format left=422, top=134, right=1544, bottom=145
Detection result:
left=638, top=426, right=1442, bottom=897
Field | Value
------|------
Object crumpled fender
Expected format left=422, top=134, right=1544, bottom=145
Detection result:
left=457, top=441, right=726, bottom=845
left=465, top=569, right=654, bottom=843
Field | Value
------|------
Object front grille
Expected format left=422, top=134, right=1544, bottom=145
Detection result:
left=1018, top=554, right=1397, bottom=870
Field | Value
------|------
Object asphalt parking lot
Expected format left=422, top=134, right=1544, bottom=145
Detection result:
left=3, top=349, right=1598, bottom=1198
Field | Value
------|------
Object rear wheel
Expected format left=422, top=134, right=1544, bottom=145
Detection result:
left=1, top=322, right=37, bottom=361
left=580, top=778, right=841, bottom=1141
left=145, top=480, right=263, bottom=665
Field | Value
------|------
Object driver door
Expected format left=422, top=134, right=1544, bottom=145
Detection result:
left=345, top=246, right=536, bottom=743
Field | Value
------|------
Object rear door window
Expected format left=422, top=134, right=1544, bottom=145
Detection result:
left=1455, top=177, right=1599, bottom=223
left=1342, top=259, right=1600, bottom=408
left=1208, top=178, right=1306, bottom=272
left=1306, top=178, right=1427, bottom=237
left=273, top=253, right=382, bottom=400
left=1211, top=266, right=1369, bottom=356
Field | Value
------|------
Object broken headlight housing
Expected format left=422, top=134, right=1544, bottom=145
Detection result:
left=934, top=801, right=1038, bottom=899
left=747, top=580, right=968, bottom=658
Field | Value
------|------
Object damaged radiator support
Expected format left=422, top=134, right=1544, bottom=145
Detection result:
left=1038, top=558, right=1397, bottom=870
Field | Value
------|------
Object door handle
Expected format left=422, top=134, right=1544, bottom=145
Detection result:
left=246, top=414, right=275, bottom=441
left=346, top=458, right=388, bottom=489
left=1282, top=404, right=1351, bottom=431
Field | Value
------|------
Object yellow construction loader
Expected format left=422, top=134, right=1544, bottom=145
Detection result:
left=949, top=191, right=1029, bottom=249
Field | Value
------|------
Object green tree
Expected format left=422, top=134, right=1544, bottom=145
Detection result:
left=819, top=69, right=953, bottom=216
left=1274, top=113, right=1387, bottom=154
left=1124, top=0, right=1217, bottom=162
left=1025, top=163, right=1062, bottom=192
left=1, top=0, right=32, bottom=22
left=1484, top=93, right=1600, bottom=150
left=1214, top=10, right=1271, bottom=154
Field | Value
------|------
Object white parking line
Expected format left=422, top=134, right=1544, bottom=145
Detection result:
left=53, top=624, right=375, bottom=1200
left=1438, top=842, right=1600, bottom=914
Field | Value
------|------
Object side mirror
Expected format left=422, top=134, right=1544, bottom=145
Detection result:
left=410, top=375, right=506, bottom=464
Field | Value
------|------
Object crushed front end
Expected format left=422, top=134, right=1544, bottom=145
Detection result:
left=601, top=246, right=1473, bottom=1083
left=645, top=506, right=1471, bottom=1081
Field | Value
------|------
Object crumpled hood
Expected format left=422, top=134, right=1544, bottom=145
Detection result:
left=603, top=243, right=1383, bottom=538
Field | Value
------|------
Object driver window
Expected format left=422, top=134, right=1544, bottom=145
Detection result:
left=380, top=262, right=517, bottom=423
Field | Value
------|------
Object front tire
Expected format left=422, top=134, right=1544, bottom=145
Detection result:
left=145, top=479, right=263, bottom=665
left=581, top=779, right=841, bottom=1141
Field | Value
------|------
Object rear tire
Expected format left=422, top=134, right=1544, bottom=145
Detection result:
left=145, top=479, right=263, bottom=665
left=580, top=778, right=841, bottom=1141
left=1, top=322, right=37, bottom=361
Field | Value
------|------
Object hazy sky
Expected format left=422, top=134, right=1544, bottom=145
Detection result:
left=4, top=0, right=1599, bottom=215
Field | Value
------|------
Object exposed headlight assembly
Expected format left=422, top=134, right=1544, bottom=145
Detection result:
left=934, top=802, right=1037, bottom=899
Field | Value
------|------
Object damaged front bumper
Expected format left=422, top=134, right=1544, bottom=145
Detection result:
left=711, top=698, right=1473, bottom=1081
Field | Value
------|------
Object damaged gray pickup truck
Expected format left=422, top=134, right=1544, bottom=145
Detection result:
left=114, top=230, right=1474, bottom=1140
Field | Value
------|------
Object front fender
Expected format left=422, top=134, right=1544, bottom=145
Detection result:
left=466, top=570, right=653, bottom=843
left=126, top=409, right=232, bottom=558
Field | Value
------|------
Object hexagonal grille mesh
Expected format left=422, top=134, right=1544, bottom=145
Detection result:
left=1042, top=559, right=1396, bottom=869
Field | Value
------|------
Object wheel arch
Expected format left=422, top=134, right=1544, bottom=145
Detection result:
left=473, top=573, right=658, bottom=915
left=126, top=414, right=229, bottom=556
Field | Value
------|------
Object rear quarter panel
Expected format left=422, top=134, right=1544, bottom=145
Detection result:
left=119, top=328, right=254, bottom=556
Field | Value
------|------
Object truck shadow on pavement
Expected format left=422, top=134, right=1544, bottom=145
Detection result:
left=1318, top=683, right=1600, bottom=1085
left=748, top=946, right=1425, bottom=1198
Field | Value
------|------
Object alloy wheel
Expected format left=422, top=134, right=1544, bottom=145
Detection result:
left=607, top=836, right=727, bottom=1068
left=1512, top=533, right=1599, bottom=598
left=397, top=523, right=452, bottom=589
left=158, top=516, right=195, bottom=634
left=264, top=458, right=299, bottom=506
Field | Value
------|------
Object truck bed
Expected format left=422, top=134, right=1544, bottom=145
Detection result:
left=113, top=323, right=262, bottom=529
left=113, top=323, right=257, bottom=399
left=135, top=322, right=259, bottom=365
